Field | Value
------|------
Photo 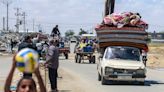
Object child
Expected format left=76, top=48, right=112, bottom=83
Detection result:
left=4, top=54, right=47, bottom=92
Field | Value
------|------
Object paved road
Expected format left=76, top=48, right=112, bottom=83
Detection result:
left=1, top=56, right=164, bottom=92
left=0, top=57, right=13, bottom=92
left=59, top=59, right=164, bottom=92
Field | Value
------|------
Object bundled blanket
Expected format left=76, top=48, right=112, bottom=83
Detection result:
left=102, top=12, right=148, bottom=29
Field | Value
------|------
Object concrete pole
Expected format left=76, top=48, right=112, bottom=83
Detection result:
left=33, top=19, right=35, bottom=32
left=7, top=3, right=9, bottom=32
left=1, top=0, right=12, bottom=32
left=3, top=17, right=5, bottom=31
left=23, top=12, right=26, bottom=33
left=15, top=8, right=20, bottom=32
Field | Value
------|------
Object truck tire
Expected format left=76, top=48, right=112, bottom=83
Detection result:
left=92, top=56, right=96, bottom=63
left=101, top=72, right=107, bottom=85
left=89, top=56, right=95, bottom=64
left=89, top=59, right=92, bottom=63
left=65, top=53, right=68, bottom=59
left=75, top=55, right=77, bottom=63
left=98, top=73, right=101, bottom=81
left=77, top=55, right=81, bottom=63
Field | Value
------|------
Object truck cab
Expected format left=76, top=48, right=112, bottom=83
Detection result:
left=97, top=46, right=146, bottom=85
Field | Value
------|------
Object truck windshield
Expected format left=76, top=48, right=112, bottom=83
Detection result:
left=105, top=46, right=140, bottom=61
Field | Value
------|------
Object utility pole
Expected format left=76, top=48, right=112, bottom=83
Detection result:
left=1, top=0, right=13, bottom=32
left=22, top=12, right=26, bottom=33
left=38, top=24, right=42, bottom=33
left=3, top=17, right=5, bottom=31
left=15, top=7, right=21, bottom=32
left=7, top=3, right=9, bottom=31
left=33, top=19, right=35, bottom=32
left=27, top=29, right=28, bottom=33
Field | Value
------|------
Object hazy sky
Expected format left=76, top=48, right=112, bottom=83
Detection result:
left=0, top=0, right=164, bottom=35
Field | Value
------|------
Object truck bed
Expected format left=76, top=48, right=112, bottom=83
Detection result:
left=59, top=47, right=70, bottom=53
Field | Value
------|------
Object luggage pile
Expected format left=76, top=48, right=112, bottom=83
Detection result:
left=101, top=12, right=148, bottom=29
left=95, top=12, right=149, bottom=52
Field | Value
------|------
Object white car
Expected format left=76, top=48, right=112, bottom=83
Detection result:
left=97, top=46, right=146, bottom=85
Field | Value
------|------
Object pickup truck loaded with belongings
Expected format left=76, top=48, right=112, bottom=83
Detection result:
left=95, top=12, right=149, bottom=52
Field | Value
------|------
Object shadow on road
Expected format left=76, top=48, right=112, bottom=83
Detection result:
left=58, top=90, right=71, bottom=92
left=144, top=80, right=164, bottom=86
left=103, top=80, right=164, bottom=86
left=77, top=62, right=96, bottom=64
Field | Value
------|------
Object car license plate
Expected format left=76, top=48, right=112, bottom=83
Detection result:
left=118, top=76, right=132, bottom=80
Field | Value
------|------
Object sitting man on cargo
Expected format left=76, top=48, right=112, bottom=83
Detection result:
left=78, top=39, right=87, bottom=51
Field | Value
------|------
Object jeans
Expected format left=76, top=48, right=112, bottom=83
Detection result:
left=48, top=68, right=58, bottom=90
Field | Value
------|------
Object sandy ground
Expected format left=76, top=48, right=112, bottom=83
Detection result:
left=147, top=46, right=164, bottom=68
left=38, top=67, right=95, bottom=92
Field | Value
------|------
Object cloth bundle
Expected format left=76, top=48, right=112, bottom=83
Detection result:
left=103, top=12, right=148, bottom=29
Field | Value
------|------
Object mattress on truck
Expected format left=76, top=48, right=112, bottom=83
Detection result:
left=95, top=26, right=148, bottom=52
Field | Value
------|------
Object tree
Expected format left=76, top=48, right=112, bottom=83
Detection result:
left=65, top=30, right=75, bottom=37
left=79, top=28, right=88, bottom=35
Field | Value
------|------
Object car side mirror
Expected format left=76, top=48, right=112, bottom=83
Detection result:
left=142, top=56, right=147, bottom=61
left=142, top=56, right=147, bottom=66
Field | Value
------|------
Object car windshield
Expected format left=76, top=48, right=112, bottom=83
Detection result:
left=104, top=46, right=140, bottom=61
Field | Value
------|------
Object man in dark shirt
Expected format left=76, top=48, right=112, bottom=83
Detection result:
left=18, top=35, right=37, bottom=77
left=18, top=35, right=37, bottom=51
left=51, top=25, right=60, bottom=37
left=45, top=39, right=59, bottom=92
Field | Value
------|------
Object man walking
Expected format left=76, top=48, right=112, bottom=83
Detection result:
left=45, top=39, right=59, bottom=92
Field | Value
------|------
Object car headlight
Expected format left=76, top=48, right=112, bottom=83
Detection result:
left=136, top=69, right=145, bottom=74
left=105, top=67, right=113, bottom=75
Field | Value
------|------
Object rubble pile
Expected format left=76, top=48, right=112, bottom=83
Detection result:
left=0, top=32, right=20, bottom=52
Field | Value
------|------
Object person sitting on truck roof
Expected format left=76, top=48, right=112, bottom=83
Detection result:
left=51, top=25, right=60, bottom=38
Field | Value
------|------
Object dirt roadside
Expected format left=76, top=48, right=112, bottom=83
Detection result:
left=38, top=67, right=98, bottom=92
left=147, top=46, right=164, bottom=68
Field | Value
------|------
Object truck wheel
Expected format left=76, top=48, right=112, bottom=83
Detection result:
left=98, top=73, right=101, bottom=81
left=101, top=73, right=107, bottom=85
left=65, top=53, right=68, bottom=59
left=89, top=56, right=95, bottom=63
left=89, top=59, right=92, bottom=63
left=92, top=56, right=96, bottom=63
left=77, top=55, right=81, bottom=63
left=75, top=55, right=77, bottom=63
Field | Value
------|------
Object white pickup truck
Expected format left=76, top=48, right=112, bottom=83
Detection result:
left=97, top=46, right=146, bottom=85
